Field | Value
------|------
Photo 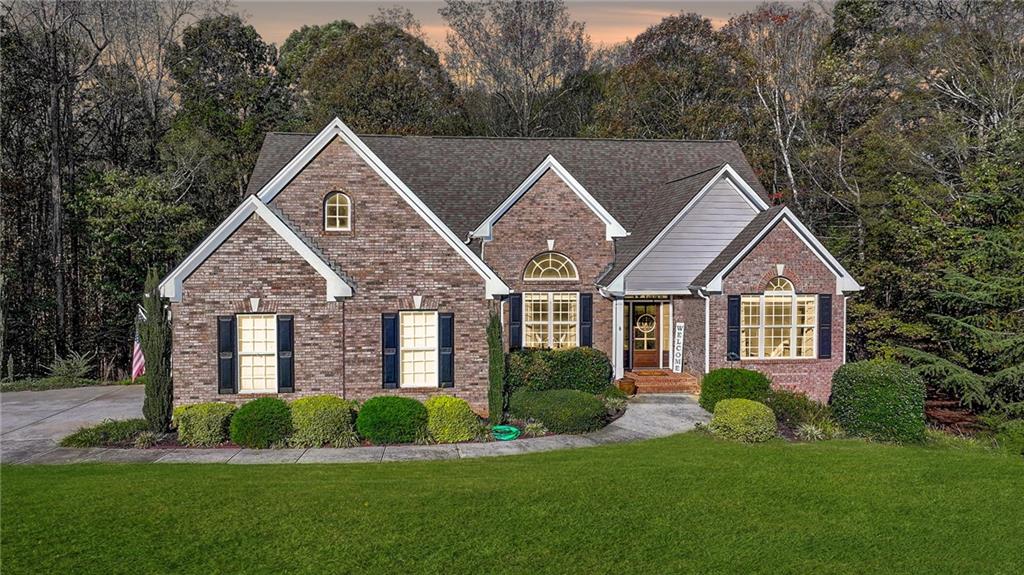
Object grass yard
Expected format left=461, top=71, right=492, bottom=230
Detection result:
left=2, top=433, right=1022, bottom=574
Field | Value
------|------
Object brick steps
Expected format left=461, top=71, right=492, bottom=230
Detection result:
left=618, top=371, right=701, bottom=395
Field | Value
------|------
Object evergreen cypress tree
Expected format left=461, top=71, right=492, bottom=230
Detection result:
left=140, top=268, right=173, bottom=432
left=487, top=312, right=506, bottom=424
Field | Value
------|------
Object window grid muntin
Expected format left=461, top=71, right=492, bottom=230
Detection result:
left=324, top=192, right=351, bottom=231
left=523, top=292, right=578, bottom=349
left=738, top=278, right=816, bottom=360
left=524, top=252, right=579, bottom=281
left=400, top=311, right=438, bottom=387
left=237, top=314, right=277, bottom=393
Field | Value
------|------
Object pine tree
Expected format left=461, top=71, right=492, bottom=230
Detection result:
left=140, top=268, right=173, bottom=432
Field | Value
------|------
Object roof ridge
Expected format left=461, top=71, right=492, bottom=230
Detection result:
left=266, top=131, right=740, bottom=144
left=663, top=163, right=725, bottom=185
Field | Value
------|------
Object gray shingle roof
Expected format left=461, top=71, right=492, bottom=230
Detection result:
left=689, top=206, right=785, bottom=289
left=246, top=131, right=769, bottom=285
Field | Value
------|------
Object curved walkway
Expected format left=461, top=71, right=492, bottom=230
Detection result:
left=1, top=387, right=710, bottom=465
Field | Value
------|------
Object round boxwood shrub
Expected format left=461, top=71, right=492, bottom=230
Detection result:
left=509, top=389, right=607, bottom=434
left=424, top=395, right=482, bottom=443
left=699, top=368, right=772, bottom=412
left=830, top=360, right=925, bottom=443
left=289, top=395, right=359, bottom=447
left=545, top=347, right=613, bottom=394
left=229, top=398, right=293, bottom=448
left=356, top=396, right=428, bottom=444
left=174, top=402, right=236, bottom=447
left=709, top=399, right=776, bottom=442
left=505, top=349, right=551, bottom=394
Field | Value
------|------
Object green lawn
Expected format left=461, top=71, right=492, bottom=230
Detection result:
left=3, top=434, right=1022, bottom=574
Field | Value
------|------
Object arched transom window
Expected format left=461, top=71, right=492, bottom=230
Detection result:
left=524, top=252, right=578, bottom=281
left=740, top=277, right=816, bottom=359
left=324, top=192, right=351, bottom=231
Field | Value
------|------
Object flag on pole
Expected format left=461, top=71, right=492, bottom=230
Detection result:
left=132, top=305, right=147, bottom=382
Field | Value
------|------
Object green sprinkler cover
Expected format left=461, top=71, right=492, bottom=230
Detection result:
left=491, top=425, right=521, bottom=441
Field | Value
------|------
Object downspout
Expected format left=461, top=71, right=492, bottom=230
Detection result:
left=698, top=289, right=710, bottom=374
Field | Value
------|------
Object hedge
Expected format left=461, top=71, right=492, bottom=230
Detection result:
left=699, top=368, right=772, bottom=412
left=356, top=396, right=428, bottom=444
left=229, top=398, right=293, bottom=448
left=709, top=399, right=776, bottom=443
left=425, top=396, right=482, bottom=443
left=507, top=347, right=611, bottom=395
left=831, top=360, right=926, bottom=443
left=174, top=402, right=235, bottom=447
left=289, top=395, right=359, bottom=447
left=509, top=389, right=606, bottom=434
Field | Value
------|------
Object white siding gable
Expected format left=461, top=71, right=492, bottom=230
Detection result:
left=624, top=179, right=759, bottom=292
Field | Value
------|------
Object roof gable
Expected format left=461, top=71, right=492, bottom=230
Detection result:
left=690, top=206, right=863, bottom=293
left=471, top=155, right=628, bottom=241
left=159, top=196, right=353, bottom=302
left=254, top=118, right=509, bottom=298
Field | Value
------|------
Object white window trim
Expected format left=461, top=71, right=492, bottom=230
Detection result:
left=741, top=292, right=817, bottom=360
left=522, top=292, right=580, bottom=349
left=399, top=310, right=439, bottom=388
left=237, top=314, right=278, bottom=394
left=324, top=192, right=352, bottom=231
left=523, top=252, right=579, bottom=282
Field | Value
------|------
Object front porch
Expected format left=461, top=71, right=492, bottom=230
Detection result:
left=617, top=370, right=701, bottom=395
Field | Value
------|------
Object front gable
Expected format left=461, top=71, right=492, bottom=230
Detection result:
left=256, top=118, right=508, bottom=298
left=471, top=155, right=628, bottom=242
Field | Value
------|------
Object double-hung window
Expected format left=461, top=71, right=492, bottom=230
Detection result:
left=740, top=278, right=816, bottom=359
left=399, top=311, right=438, bottom=387
left=237, top=314, right=277, bottom=393
left=523, top=292, right=578, bottom=349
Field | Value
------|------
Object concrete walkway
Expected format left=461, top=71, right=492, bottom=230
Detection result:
left=1, top=387, right=709, bottom=465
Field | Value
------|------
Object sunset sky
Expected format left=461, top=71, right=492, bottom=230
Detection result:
left=240, top=1, right=767, bottom=48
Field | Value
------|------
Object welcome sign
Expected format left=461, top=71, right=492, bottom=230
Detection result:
left=672, top=322, right=685, bottom=373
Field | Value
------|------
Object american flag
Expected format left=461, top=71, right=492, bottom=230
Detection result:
left=132, top=305, right=146, bottom=381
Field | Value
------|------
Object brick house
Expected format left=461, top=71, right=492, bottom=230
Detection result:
left=161, top=118, right=862, bottom=412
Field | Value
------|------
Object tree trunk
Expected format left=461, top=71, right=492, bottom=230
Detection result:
left=48, top=34, right=66, bottom=355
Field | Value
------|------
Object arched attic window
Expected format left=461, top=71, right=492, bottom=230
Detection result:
left=324, top=192, right=351, bottom=231
left=523, top=252, right=579, bottom=281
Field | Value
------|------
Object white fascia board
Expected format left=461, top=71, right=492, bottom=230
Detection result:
left=471, top=155, right=629, bottom=242
left=704, top=207, right=864, bottom=294
left=256, top=117, right=509, bottom=298
left=603, top=163, right=767, bottom=293
left=159, top=196, right=353, bottom=302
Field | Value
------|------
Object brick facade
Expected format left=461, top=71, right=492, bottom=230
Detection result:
left=172, top=137, right=492, bottom=411
left=707, top=222, right=845, bottom=402
left=672, top=295, right=707, bottom=374
left=482, top=170, right=615, bottom=357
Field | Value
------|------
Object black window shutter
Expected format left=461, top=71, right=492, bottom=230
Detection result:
left=508, top=294, right=522, bottom=351
left=217, top=316, right=237, bottom=394
left=277, top=315, right=294, bottom=393
left=382, top=313, right=399, bottom=388
left=579, top=293, right=593, bottom=347
left=438, top=313, right=454, bottom=388
left=818, top=294, right=832, bottom=359
left=726, top=295, right=741, bottom=361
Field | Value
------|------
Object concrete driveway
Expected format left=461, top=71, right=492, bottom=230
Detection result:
left=1, top=385, right=143, bottom=463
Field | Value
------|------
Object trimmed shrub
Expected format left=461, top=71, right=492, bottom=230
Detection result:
left=425, top=395, right=482, bottom=443
left=229, top=398, right=293, bottom=448
left=175, top=402, right=236, bottom=447
left=507, top=347, right=612, bottom=395
left=767, top=389, right=830, bottom=427
left=509, top=389, right=607, bottom=434
left=708, top=399, right=776, bottom=443
left=60, top=418, right=149, bottom=447
left=831, top=360, right=925, bottom=443
left=699, top=368, right=772, bottom=412
left=289, top=395, right=358, bottom=448
left=356, top=396, right=428, bottom=444
left=506, top=349, right=551, bottom=393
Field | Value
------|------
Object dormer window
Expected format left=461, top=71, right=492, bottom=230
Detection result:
left=324, top=192, right=351, bottom=231
left=524, top=252, right=578, bottom=281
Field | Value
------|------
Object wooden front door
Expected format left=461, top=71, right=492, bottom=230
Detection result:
left=631, top=302, right=660, bottom=368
